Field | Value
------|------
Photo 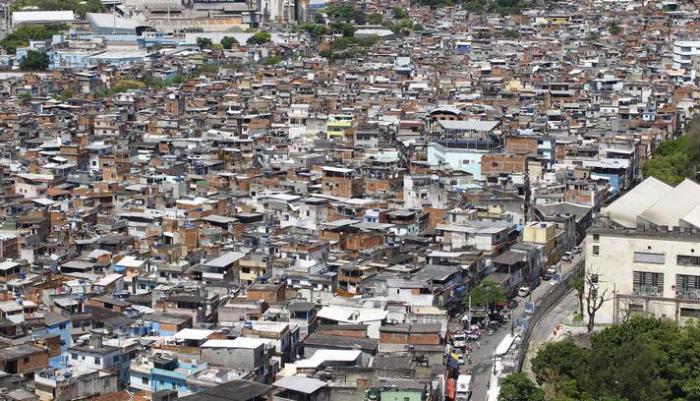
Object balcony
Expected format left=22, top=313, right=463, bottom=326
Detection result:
left=632, top=287, right=663, bottom=298
left=676, top=289, right=700, bottom=301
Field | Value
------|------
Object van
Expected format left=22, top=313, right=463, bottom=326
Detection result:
left=456, top=374, right=472, bottom=401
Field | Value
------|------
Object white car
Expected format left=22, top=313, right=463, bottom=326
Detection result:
left=517, top=286, right=531, bottom=298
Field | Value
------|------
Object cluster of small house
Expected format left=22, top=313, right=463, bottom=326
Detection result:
left=0, top=0, right=697, bottom=400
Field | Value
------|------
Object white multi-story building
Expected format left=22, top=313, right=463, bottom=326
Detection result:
left=586, top=223, right=700, bottom=325
left=672, top=40, right=700, bottom=83
left=587, top=177, right=700, bottom=325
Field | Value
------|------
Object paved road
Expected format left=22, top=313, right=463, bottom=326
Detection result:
left=463, top=318, right=511, bottom=401
left=520, top=290, right=579, bottom=376
left=463, top=248, right=585, bottom=401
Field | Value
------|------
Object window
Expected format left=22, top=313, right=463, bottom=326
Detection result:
left=593, top=233, right=599, bottom=242
left=142, top=377, right=149, bottom=385
left=23, top=357, right=29, bottom=363
left=633, top=252, right=665, bottom=264
left=628, top=304, right=644, bottom=315
left=71, top=354, right=77, bottom=360
left=592, top=245, right=599, bottom=256
left=680, top=308, right=700, bottom=319
left=94, top=357, right=101, bottom=365
left=676, top=274, right=700, bottom=300
left=241, top=267, right=250, bottom=274
left=113, top=355, right=120, bottom=363
left=58, top=324, right=66, bottom=330
left=678, top=255, right=700, bottom=266
left=633, top=271, right=664, bottom=297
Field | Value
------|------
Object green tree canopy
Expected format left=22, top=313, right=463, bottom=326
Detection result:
left=247, top=31, right=272, bottom=45
left=499, top=373, right=545, bottom=401
left=110, top=79, right=146, bottom=93
left=296, top=23, right=328, bottom=40
left=642, top=116, right=700, bottom=184
left=531, top=339, right=588, bottom=386
left=367, top=12, right=384, bottom=24
left=20, top=50, right=49, bottom=71
left=464, top=279, right=506, bottom=308
left=608, top=22, right=620, bottom=35
left=532, top=317, right=700, bottom=401
left=12, top=0, right=103, bottom=17
left=220, top=36, right=239, bottom=49
left=392, top=7, right=409, bottom=19
left=329, top=21, right=355, bottom=37
left=196, top=37, right=213, bottom=49
left=323, top=3, right=365, bottom=24
left=1, top=24, right=66, bottom=54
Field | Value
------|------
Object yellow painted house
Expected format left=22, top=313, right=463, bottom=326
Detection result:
left=326, top=114, right=354, bottom=139
left=239, top=254, right=270, bottom=285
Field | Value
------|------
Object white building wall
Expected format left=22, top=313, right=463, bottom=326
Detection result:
left=586, top=230, right=700, bottom=325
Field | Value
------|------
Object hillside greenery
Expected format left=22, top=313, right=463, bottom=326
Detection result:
left=19, top=50, right=49, bottom=70
left=642, top=116, right=700, bottom=185
left=531, top=317, right=700, bottom=401
left=1, top=24, right=67, bottom=54
left=12, top=0, right=103, bottom=17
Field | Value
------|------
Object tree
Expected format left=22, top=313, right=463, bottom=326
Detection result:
left=464, top=279, right=506, bottom=309
left=323, top=3, right=365, bottom=24
left=196, top=37, right=213, bottom=49
left=297, top=23, right=328, bottom=40
left=110, top=79, right=146, bottom=93
left=1, top=24, right=66, bottom=54
left=608, top=22, right=620, bottom=35
left=392, top=6, right=409, bottom=19
left=584, top=271, right=614, bottom=333
left=20, top=50, right=49, bottom=71
left=58, top=88, right=75, bottom=101
left=262, top=55, right=282, bottom=65
left=532, top=339, right=588, bottom=386
left=571, top=276, right=584, bottom=316
left=503, top=29, right=520, bottom=39
left=247, top=31, right=272, bottom=45
left=221, top=36, right=239, bottom=49
left=367, top=12, right=384, bottom=24
left=11, top=0, right=103, bottom=17
left=329, top=21, right=355, bottom=37
left=499, top=373, right=545, bottom=401
left=531, top=317, right=700, bottom=401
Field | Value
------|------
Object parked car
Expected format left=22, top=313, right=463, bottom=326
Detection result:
left=542, top=266, right=557, bottom=281
left=452, top=333, right=467, bottom=348
left=507, top=299, right=518, bottom=309
left=573, top=246, right=583, bottom=255
left=562, top=252, right=573, bottom=262
left=517, top=286, right=531, bottom=298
